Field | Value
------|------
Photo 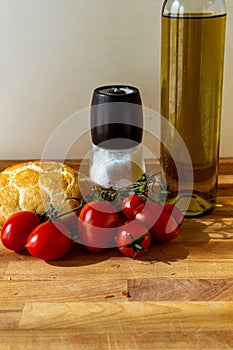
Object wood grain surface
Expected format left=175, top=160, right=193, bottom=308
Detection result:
left=0, top=158, right=233, bottom=349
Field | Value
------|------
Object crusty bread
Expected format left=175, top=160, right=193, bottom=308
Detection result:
left=0, top=161, right=89, bottom=227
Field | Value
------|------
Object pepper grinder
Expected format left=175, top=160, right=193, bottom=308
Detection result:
left=89, top=85, right=145, bottom=188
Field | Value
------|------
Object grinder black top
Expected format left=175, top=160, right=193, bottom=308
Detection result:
left=90, top=85, right=143, bottom=150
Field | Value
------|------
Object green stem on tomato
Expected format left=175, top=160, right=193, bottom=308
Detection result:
left=120, top=233, right=148, bottom=259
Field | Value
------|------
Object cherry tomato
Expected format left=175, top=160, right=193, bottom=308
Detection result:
left=135, top=202, right=163, bottom=229
left=1, top=211, right=41, bottom=252
left=163, top=203, right=184, bottom=226
left=121, top=194, right=146, bottom=220
left=135, top=202, right=179, bottom=243
left=78, top=201, right=119, bottom=252
left=116, top=220, right=151, bottom=258
left=149, top=210, right=178, bottom=243
left=25, top=221, right=72, bottom=260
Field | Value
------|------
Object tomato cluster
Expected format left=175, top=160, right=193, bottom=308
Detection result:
left=0, top=193, right=183, bottom=260
left=116, top=195, right=183, bottom=258
left=1, top=211, right=72, bottom=260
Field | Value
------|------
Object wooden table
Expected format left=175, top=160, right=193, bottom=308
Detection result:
left=0, top=159, right=233, bottom=350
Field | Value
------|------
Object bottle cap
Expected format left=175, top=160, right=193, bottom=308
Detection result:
left=91, top=85, right=143, bottom=149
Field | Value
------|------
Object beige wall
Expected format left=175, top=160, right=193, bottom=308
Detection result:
left=0, top=0, right=232, bottom=159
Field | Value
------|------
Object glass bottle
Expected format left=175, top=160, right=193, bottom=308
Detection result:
left=89, top=85, right=145, bottom=188
left=160, top=0, right=227, bottom=217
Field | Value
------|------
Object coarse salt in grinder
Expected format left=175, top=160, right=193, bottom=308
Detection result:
left=89, top=85, right=145, bottom=188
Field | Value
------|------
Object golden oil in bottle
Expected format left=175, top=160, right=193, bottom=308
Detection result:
left=161, top=13, right=226, bottom=216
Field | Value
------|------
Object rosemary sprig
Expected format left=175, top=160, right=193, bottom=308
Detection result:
left=37, top=172, right=169, bottom=221
left=91, top=172, right=168, bottom=209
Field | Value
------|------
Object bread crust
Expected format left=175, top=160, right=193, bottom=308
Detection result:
left=0, top=161, right=89, bottom=227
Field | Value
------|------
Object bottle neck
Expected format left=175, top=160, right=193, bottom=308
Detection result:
left=162, top=0, right=226, bottom=17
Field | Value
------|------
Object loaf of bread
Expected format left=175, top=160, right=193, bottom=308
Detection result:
left=0, top=161, right=90, bottom=227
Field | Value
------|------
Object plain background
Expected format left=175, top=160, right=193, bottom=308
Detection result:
left=0, top=0, right=232, bottom=160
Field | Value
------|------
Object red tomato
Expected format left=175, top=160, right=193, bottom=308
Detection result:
left=25, top=221, right=72, bottom=260
left=121, top=194, right=146, bottom=220
left=1, top=211, right=41, bottom=252
left=78, top=201, right=119, bottom=252
left=135, top=202, right=179, bottom=243
left=135, top=202, right=163, bottom=230
left=163, top=204, right=184, bottom=226
left=116, top=220, right=151, bottom=258
left=150, top=210, right=179, bottom=243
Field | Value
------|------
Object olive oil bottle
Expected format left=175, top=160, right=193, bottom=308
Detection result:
left=160, top=0, right=226, bottom=217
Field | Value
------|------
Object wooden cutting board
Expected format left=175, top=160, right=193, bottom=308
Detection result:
left=0, top=159, right=233, bottom=350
